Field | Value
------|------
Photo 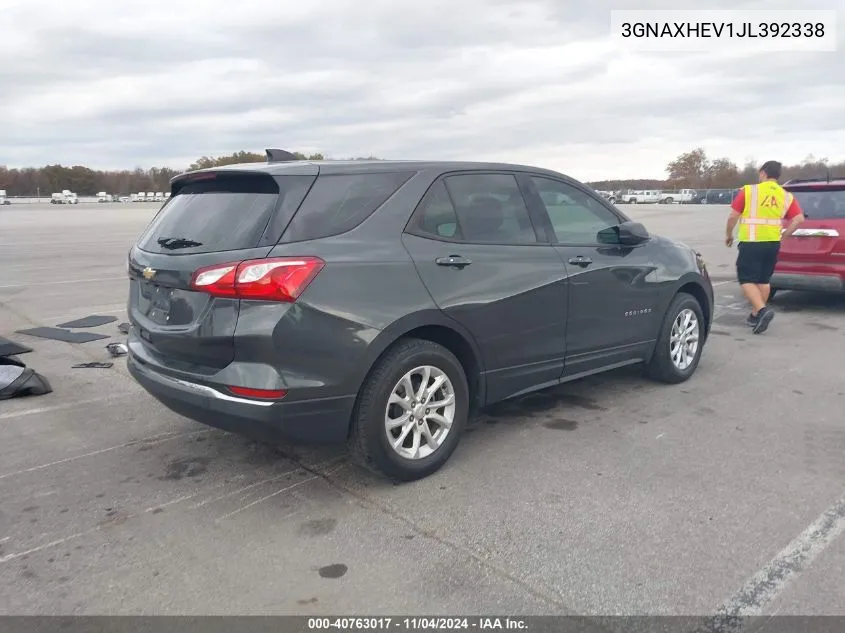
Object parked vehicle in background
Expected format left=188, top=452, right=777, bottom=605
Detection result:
left=0, top=190, right=8, bottom=205
left=693, top=189, right=739, bottom=204
left=596, top=190, right=618, bottom=204
left=126, top=150, right=714, bottom=482
left=97, top=191, right=111, bottom=203
left=64, top=191, right=78, bottom=204
left=119, top=196, right=131, bottom=203
left=154, top=192, right=165, bottom=201
left=621, top=190, right=661, bottom=204
left=770, top=177, right=845, bottom=299
left=659, top=189, right=696, bottom=204
left=135, top=192, right=146, bottom=201
left=146, top=192, right=156, bottom=202
left=51, top=192, right=64, bottom=204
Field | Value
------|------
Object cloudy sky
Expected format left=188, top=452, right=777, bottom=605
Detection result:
left=2, top=0, right=843, bottom=180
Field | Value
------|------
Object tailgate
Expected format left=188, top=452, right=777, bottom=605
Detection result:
left=128, top=170, right=315, bottom=370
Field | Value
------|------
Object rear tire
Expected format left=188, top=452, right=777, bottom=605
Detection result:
left=663, top=197, right=674, bottom=204
left=768, top=288, right=778, bottom=302
left=348, top=338, right=469, bottom=482
left=645, top=292, right=705, bottom=384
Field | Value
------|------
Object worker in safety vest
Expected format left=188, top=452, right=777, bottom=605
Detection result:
left=725, top=160, right=805, bottom=334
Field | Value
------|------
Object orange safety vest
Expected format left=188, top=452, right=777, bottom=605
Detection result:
left=737, top=181, right=793, bottom=242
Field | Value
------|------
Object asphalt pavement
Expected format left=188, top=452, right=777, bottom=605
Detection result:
left=1, top=202, right=844, bottom=617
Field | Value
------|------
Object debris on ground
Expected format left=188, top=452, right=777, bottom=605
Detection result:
left=72, top=362, right=114, bottom=369
left=106, top=343, right=128, bottom=357
left=0, top=337, right=32, bottom=357
left=0, top=356, right=52, bottom=400
left=57, top=315, right=118, bottom=329
left=117, top=322, right=131, bottom=334
left=16, top=327, right=109, bottom=343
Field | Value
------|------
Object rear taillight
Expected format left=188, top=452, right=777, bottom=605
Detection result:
left=190, top=257, right=324, bottom=302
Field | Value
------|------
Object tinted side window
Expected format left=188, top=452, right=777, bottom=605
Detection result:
left=281, top=172, right=414, bottom=243
left=531, top=177, right=620, bottom=243
left=443, top=173, right=537, bottom=244
left=137, top=173, right=309, bottom=255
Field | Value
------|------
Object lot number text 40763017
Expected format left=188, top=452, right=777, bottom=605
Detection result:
left=307, top=617, right=528, bottom=630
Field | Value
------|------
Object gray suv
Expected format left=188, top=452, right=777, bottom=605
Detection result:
left=127, top=151, right=713, bottom=481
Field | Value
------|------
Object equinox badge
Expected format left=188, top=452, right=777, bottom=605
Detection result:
left=142, top=267, right=157, bottom=280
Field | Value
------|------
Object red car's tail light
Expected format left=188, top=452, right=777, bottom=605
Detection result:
left=190, top=257, right=324, bottom=302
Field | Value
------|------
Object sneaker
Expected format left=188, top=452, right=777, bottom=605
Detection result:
left=752, top=307, right=775, bottom=334
left=746, top=312, right=759, bottom=327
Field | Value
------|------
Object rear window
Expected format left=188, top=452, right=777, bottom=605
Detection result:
left=789, top=186, right=845, bottom=220
left=279, top=172, right=414, bottom=243
left=136, top=173, right=314, bottom=254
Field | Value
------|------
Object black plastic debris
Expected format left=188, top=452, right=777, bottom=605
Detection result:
left=72, top=362, right=114, bottom=369
left=117, top=322, right=131, bottom=334
left=57, top=315, right=118, bottom=329
left=16, top=327, right=109, bottom=343
left=106, top=343, right=128, bottom=357
left=0, top=337, right=32, bottom=357
left=0, top=356, right=52, bottom=400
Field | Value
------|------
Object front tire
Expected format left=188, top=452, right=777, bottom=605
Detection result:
left=348, top=338, right=469, bottom=482
left=645, top=292, right=705, bottom=384
left=663, top=197, right=674, bottom=204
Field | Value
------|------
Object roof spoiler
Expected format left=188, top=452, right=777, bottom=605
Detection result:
left=265, top=148, right=299, bottom=163
left=785, top=170, right=837, bottom=185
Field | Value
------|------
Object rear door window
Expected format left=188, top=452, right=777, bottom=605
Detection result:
left=410, top=174, right=539, bottom=244
left=789, top=187, right=845, bottom=219
left=280, top=172, right=414, bottom=243
left=136, top=173, right=314, bottom=254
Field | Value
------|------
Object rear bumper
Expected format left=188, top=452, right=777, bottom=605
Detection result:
left=770, top=272, right=845, bottom=293
left=128, top=353, right=355, bottom=445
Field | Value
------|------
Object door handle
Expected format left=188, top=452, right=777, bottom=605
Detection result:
left=568, top=256, right=593, bottom=267
left=436, top=255, right=472, bottom=268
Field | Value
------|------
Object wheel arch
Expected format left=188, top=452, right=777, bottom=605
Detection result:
left=347, top=311, right=486, bottom=436
left=646, top=275, right=713, bottom=363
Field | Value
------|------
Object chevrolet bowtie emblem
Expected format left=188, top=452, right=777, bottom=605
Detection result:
left=142, top=267, right=156, bottom=280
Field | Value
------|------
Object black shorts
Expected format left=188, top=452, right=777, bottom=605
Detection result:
left=736, top=241, right=780, bottom=284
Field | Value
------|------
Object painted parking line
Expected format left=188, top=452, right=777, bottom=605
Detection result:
left=0, top=276, right=126, bottom=289
left=706, top=493, right=845, bottom=626
left=0, top=429, right=212, bottom=481
left=0, top=396, right=119, bottom=421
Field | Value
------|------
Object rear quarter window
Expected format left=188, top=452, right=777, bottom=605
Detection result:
left=136, top=173, right=314, bottom=254
left=279, top=172, right=414, bottom=243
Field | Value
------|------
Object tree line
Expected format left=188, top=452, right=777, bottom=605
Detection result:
left=1, top=147, right=841, bottom=197
left=0, top=150, right=377, bottom=197
left=587, top=149, right=842, bottom=191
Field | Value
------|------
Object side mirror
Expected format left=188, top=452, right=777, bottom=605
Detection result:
left=598, top=221, right=650, bottom=245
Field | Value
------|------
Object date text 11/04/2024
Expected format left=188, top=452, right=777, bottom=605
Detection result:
left=620, top=22, right=825, bottom=38
left=307, top=617, right=528, bottom=630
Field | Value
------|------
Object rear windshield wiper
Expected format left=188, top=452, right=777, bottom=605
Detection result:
left=157, top=237, right=203, bottom=250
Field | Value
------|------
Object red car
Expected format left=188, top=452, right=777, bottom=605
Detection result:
left=770, top=177, right=845, bottom=299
